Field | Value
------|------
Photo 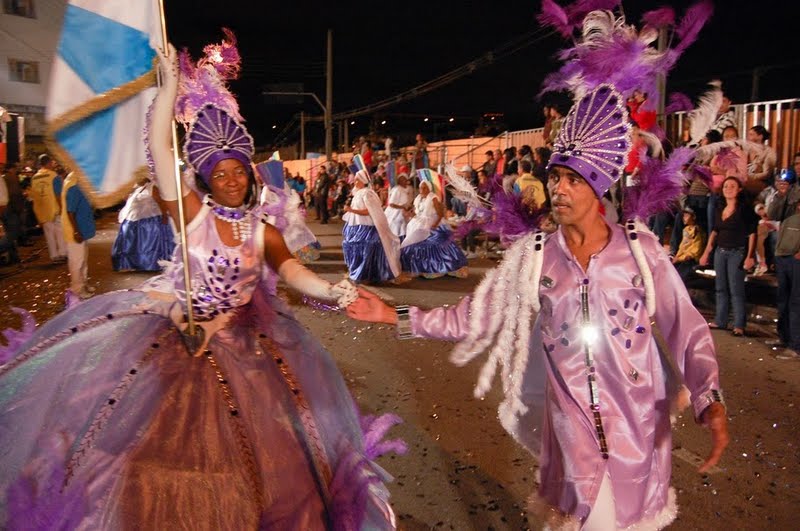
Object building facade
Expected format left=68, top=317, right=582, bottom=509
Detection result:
left=1, top=0, right=67, bottom=158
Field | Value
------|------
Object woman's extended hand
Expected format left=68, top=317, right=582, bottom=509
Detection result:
left=346, top=288, right=397, bottom=324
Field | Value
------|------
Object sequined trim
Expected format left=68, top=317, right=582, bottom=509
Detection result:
left=580, top=283, right=609, bottom=459
left=0, top=310, right=158, bottom=378
left=65, top=327, right=177, bottom=485
left=258, top=334, right=334, bottom=513
left=202, top=347, right=265, bottom=510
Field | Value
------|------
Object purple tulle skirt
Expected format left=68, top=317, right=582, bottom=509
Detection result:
left=342, top=224, right=395, bottom=283
left=0, top=288, right=398, bottom=530
left=111, top=216, right=175, bottom=272
left=400, top=226, right=468, bottom=276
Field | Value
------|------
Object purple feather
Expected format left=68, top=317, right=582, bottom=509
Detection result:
left=665, top=92, right=694, bottom=114
left=642, top=7, right=675, bottom=29
left=673, top=0, right=714, bottom=54
left=6, top=436, right=88, bottom=530
left=537, top=0, right=572, bottom=38
left=328, top=450, right=381, bottom=531
left=174, top=30, right=244, bottom=126
left=714, top=147, right=740, bottom=173
left=564, top=0, right=621, bottom=23
left=622, top=147, right=695, bottom=220
left=690, top=164, right=713, bottom=185
left=479, top=191, right=549, bottom=244
left=360, top=413, right=408, bottom=460
left=0, top=307, right=36, bottom=364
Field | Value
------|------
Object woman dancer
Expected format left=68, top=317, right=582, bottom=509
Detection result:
left=0, top=40, right=401, bottom=530
left=111, top=179, right=175, bottom=272
left=400, top=180, right=467, bottom=279
left=341, top=170, right=401, bottom=283
left=384, top=173, right=413, bottom=239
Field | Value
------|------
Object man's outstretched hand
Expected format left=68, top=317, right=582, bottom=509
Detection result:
left=346, top=288, right=397, bottom=325
left=698, top=402, right=729, bottom=473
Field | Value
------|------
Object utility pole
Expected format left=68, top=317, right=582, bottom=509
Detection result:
left=655, top=28, right=667, bottom=125
left=300, top=111, right=305, bottom=159
left=325, top=29, right=333, bottom=159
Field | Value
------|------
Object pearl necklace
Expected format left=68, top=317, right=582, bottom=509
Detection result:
left=205, top=196, right=252, bottom=242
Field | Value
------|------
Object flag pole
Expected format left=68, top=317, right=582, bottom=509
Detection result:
left=157, top=0, right=196, bottom=337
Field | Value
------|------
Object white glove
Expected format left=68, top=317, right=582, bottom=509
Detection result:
left=278, top=259, right=358, bottom=308
left=150, top=44, right=180, bottom=201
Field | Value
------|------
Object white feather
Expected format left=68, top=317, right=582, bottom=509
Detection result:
left=688, top=80, right=723, bottom=147
left=443, top=164, right=490, bottom=208
left=693, top=139, right=766, bottom=165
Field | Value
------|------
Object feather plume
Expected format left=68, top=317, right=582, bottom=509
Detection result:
left=694, top=139, right=766, bottom=165
left=0, top=307, right=36, bottom=364
left=642, top=7, right=675, bottom=29
left=713, top=147, right=740, bottom=173
left=539, top=1, right=710, bottom=102
left=174, top=29, right=243, bottom=126
left=687, top=80, right=722, bottom=146
left=360, top=413, right=408, bottom=460
left=690, top=164, right=713, bottom=185
left=537, top=0, right=572, bottom=37
left=565, top=0, right=622, bottom=25
left=673, top=0, right=714, bottom=54
left=480, top=191, right=549, bottom=244
left=665, top=92, right=694, bottom=114
left=443, top=164, right=490, bottom=208
left=638, top=130, right=664, bottom=159
left=622, top=147, right=695, bottom=220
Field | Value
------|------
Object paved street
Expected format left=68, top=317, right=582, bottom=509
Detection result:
left=1, top=212, right=798, bottom=530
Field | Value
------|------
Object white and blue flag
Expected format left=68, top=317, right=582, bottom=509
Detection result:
left=46, top=0, right=160, bottom=207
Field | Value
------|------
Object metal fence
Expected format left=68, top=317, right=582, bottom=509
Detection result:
left=665, top=98, right=800, bottom=167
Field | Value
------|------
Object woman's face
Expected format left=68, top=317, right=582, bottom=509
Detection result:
left=209, top=158, right=249, bottom=207
left=419, top=182, right=430, bottom=196
left=723, top=128, right=738, bottom=141
left=721, top=178, right=741, bottom=199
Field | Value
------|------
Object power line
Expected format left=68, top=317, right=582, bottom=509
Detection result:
left=327, top=27, right=555, bottom=121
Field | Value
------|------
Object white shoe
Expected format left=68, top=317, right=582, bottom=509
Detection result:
left=85, top=285, right=97, bottom=293
left=775, top=349, right=800, bottom=360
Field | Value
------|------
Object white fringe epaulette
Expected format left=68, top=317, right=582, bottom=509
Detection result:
left=449, top=231, right=543, bottom=424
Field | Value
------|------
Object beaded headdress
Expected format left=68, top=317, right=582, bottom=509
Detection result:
left=547, top=84, right=632, bottom=198
left=174, top=29, right=254, bottom=185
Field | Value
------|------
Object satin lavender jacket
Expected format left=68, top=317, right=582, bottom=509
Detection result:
left=408, top=223, right=722, bottom=529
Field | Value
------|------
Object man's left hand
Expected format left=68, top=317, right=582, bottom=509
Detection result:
left=698, top=402, right=728, bottom=473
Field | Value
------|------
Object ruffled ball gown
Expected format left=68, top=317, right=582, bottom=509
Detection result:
left=400, top=194, right=468, bottom=279
left=111, top=181, right=176, bottom=272
left=0, top=197, right=400, bottom=530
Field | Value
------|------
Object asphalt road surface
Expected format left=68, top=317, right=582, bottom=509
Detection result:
left=1, top=212, right=797, bottom=530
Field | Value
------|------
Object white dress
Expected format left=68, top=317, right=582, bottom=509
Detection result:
left=384, top=185, right=412, bottom=237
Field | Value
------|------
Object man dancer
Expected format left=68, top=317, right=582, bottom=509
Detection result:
left=348, top=84, right=728, bottom=529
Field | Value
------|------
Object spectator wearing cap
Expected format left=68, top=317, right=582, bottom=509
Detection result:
left=672, top=207, right=705, bottom=283
left=767, top=155, right=800, bottom=225
left=769, top=195, right=800, bottom=359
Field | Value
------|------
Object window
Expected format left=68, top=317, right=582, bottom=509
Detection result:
left=3, top=0, right=35, bottom=18
left=8, top=59, right=39, bottom=83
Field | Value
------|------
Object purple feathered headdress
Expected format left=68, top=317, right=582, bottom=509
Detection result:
left=547, top=84, right=632, bottom=198
left=538, top=0, right=714, bottom=105
left=175, top=29, right=254, bottom=183
left=622, top=147, right=695, bottom=220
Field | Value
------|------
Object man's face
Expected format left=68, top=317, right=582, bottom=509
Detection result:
left=720, top=96, right=731, bottom=113
left=776, top=180, right=790, bottom=195
left=793, top=156, right=800, bottom=176
left=547, top=166, right=599, bottom=226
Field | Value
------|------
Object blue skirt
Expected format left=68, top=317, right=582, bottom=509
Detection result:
left=342, top=224, right=395, bottom=283
left=112, top=216, right=175, bottom=272
left=401, top=225, right=468, bottom=276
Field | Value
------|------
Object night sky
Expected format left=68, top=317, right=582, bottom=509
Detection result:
left=165, top=0, right=800, bottom=149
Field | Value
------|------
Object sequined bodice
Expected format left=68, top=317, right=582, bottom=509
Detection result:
left=174, top=204, right=265, bottom=320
